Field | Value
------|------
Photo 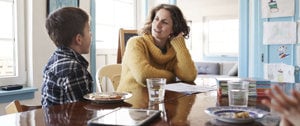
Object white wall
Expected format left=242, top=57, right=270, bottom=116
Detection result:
left=0, top=0, right=90, bottom=116
left=25, top=0, right=54, bottom=107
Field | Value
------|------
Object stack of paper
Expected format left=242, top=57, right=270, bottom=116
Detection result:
left=165, top=82, right=216, bottom=94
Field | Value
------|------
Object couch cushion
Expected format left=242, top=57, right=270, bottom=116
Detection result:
left=227, top=64, right=238, bottom=76
left=220, top=62, right=237, bottom=75
left=195, top=62, right=220, bottom=75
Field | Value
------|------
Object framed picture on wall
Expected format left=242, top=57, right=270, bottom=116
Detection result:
left=47, top=0, right=79, bottom=16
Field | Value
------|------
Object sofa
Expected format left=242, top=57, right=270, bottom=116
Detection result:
left=194, top=61, right=238, bottom=77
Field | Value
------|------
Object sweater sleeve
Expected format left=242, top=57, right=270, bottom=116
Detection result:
left=170, top=36, right=197, bottom=82
left=123, top=37, right=175, bottom=86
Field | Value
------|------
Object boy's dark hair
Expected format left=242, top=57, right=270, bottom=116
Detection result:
left=141, top=4, right=190, bottom=39
left=46, top=7, right=89, bottom=47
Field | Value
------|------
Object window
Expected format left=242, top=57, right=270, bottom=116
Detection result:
left=0, top=0, right=26, bottom=85
left=95, top=0, right=136, bottom=49
left=203, top=16, right=239, bottom=57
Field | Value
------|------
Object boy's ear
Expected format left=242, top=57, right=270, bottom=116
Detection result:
left=74, top=34, right=82, bottom=45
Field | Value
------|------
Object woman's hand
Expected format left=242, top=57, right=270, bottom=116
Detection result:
left=262, top=85, right=300, bottom=126
left=169, top=33, right=185, bottom=46
left=169, top=32, right=183, bottom=41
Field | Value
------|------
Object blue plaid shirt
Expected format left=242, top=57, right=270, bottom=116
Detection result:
left=41, top=46, right=93, bottom=107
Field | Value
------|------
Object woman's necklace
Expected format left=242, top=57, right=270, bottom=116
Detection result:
left=160, top=47, right=167, bottom=54
left=154, top=40, right=167, bottom=54
left=155, top=45, right=167, bottom=54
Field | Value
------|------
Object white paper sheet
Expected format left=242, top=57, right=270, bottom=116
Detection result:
left=165, top=82, right=216, bottom=94
left=297, top=22, right=300, bottom=43
left=261, top=0, right=294, bottom=18
left=264, top=63, right=295, bottom=83
left=263, top=22, right=296, bottom=44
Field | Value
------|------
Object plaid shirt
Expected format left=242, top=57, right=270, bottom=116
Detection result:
left=41, top=46, right=93, bottom=107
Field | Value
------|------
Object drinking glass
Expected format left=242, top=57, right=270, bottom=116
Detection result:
left=146, top=78, right=166, bottom=103
left=228, top=80, right=249, bottom=107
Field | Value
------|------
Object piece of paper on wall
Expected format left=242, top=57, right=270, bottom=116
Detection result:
left=261, top=0, right=294, bottom=18
left=297, top=46, right=300, bottom=66
left=264, top=63, right=295, bottom=83
left=263, top=22, right=296, bottom=44
left=297, top=22, right=300, bottom=43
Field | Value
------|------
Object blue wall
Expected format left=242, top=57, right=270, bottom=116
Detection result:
left=252, top=0, right=299, bottom=82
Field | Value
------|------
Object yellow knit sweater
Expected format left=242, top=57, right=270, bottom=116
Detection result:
left=117, top=34, right=197, bottom=93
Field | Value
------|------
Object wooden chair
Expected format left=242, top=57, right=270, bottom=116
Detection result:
left=5, top=100, right=42, bottom=114
left=96, top=64, right=122, bottom=92
left=117, top=28, right=138, bottom=64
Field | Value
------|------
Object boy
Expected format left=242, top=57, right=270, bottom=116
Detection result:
left=42, top=7, right=93, bottom=107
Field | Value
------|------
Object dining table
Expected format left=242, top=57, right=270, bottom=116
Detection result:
left=0, top=79, right=285, bottom=126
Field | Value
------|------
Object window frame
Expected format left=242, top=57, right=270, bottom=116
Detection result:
left=0, top=0, right=26, bottom=85
left=203, top=16, right=239, bottom=58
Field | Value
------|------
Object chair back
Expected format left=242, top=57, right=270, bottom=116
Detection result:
left=5, top=100, right=22, bottom=114
left=5, top=100, right=42, bottom=114
left=117, top=28, right=138, bottom=63
left=96, top=64, right=122, bottom=92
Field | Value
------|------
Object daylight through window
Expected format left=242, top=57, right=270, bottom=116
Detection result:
left=0, top=0, right=26, bottom=85
left=95, top=0, right=136, bottom=49
left=203, top=16, right=239, bottom=57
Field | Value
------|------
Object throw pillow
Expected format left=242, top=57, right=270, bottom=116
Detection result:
left=195, top=62, right=220, bottom=75
left=227, top=64, right=238, bottom=76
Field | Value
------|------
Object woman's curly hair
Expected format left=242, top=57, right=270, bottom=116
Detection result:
left=141, top=4, right=190, bottom=39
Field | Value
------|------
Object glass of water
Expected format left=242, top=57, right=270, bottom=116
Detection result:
left=228, top=80, right=249, bottom=107
left=146, top=78, right=166, bottom=103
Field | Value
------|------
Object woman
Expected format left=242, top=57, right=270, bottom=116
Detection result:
left=262, top=85, right=300, bottom=126
left=117, top=4, right=197, bottom=101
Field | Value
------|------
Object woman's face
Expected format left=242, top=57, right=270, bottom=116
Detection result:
left=151, top=8, right=173, bottom=43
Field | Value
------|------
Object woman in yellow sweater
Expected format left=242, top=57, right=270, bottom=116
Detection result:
left=117, top=4, right=197, bottom=103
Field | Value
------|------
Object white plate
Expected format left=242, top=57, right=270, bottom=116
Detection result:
left=205, top=106, right=269, bottom=123
left=84, top=92, right=132, bottom=104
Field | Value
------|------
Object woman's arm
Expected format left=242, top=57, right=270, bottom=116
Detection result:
left=170, top=35, right=197, bottom=82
